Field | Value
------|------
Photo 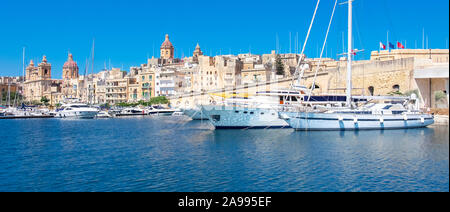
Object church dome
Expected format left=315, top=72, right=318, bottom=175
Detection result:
left=160, top=34, right=174, bottom=49
left=63, top=53, right=78, bottom=69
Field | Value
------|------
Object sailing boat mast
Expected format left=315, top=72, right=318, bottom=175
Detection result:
left=346, top=0, right=353, bottom=107
left=90, top=39, right=95, bottom=105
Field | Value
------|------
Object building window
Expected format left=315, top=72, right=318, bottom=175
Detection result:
left=142, top=76, right=145, bottom=80
left=393, top=84, right=400, bottom=91
left=368, top=86, right=374, bottom=96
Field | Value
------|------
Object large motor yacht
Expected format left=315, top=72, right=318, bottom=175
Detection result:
left=57, top=103, right=99, bottom=119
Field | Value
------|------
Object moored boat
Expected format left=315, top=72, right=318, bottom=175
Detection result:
left=148, top=105, right=178, bottom=116
left=280, top=98, right=434, bottom=131
left=96, top=111, right=112, bottom=118
left=115, top=108, right=147, bottom=117
left=182, top=108, right=208, bottom=120
left=280, top=0, right=434, bottom=131
left=56, top=103, right=99, bottom=119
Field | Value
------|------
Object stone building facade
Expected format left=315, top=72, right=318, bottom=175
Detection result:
left=23, top=56, right=55, bottom=102
left=61, top=53, right=80, bottom=101
left=160, top=34, right=175, bottom=64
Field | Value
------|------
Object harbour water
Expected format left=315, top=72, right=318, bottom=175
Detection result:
left=0, top=117, right=448, bottom=192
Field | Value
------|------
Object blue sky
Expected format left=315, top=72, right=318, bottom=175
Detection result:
left=0, top=0, right=448, bottom=78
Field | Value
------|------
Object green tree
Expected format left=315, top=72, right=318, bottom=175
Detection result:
left=1, top=91, right=23, bottom=103
left=435, top=90, right=447, bottom=102
left=150, top=96, right=169, bottom=105
left=40, top=96, right=50, bottom=105
left=275, top=54, right=285, bottom=76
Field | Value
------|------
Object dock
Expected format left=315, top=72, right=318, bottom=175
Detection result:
left=0, top=115, right=55, bottom=119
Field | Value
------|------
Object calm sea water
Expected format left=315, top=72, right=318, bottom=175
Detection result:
left=0, top=116, right=448, bottom=192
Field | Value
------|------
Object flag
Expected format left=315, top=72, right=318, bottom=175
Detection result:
left=379, top=42, right=386, bottom=50
left=397, top=41, right=405, bottom=49
left=351, top=50, right=356, bottom=55
left=389, top=42, right=395, bottom=49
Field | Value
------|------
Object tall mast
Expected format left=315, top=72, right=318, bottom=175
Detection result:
left=346, top=0, right=353, bottom=107
left=21, top=47, right=25, bottom=105
left=90, top=39, right=95, bottom=104
left=22, top=47, right=25, bottom=82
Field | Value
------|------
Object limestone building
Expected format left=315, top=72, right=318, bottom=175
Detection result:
left=160, top=34, right=175, bottom=64
left=61, top=53, right=80, bottom=100
left=23, top=56, right=54, bottom=102
left=192, top=43, right=203, bottom=62
left=105, top=68, right=128, bottom=104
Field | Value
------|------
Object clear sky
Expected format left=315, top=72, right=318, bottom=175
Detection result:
left=1, top=0, right=448, bottom=78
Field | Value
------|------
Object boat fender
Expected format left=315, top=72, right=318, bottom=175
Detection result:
left=353, top=117, right=358, bottom=123
left=379, top=117, right=384, bottom=123
left=420, top=117, right=425, bottom=123
left=403, top=114, right=408, bottom=121
left=338, top=116, right=343, bottom=121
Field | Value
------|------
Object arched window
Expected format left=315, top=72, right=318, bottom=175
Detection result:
left=392, top=84, right=400, bottom=91
left=368, top=86, right=375, bottom=96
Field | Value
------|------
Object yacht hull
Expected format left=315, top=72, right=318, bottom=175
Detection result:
left=58, top=111, right=98, bottom=119
left=281, top=112, right=434, bottom=131
left=183, top=109, right=208, bottom=120
left=201, top=105, right=290, bottom=129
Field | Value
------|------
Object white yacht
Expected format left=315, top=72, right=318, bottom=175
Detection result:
left=116, top=108, right=147, bottom=117
left=96, top=111, right=112, bottom=118
left=182, top=107, right=208, bottom=120
left=148, top=105, right=178, bottom=116
left=57, top=103, right=99, bottom=119
left=200, top=90, right=305, bottom=129
left=280, top=95, right=434, bottom=130
left=171, top=111, right=185, bottom=116
left=280, top=0, right=434, bottom=131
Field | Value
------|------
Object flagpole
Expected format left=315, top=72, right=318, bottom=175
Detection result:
left=387, top=30, right=390, bottom=58
left=422, top=28, right=425, bottom=49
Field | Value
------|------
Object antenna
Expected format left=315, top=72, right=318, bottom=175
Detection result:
left=91, top=38, right=95, bottom=75
left=289, top=31, right=292, bottom=53
left=22, top=47, right=25, bottom=82
left=276, top=33, right=279, bottom=54
left=85, top=58, right=88, bottom=76
left=422, top=28, right=425, bottom=49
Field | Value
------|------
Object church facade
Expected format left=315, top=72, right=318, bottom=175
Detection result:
left=23, top=56, right=58, bottom=102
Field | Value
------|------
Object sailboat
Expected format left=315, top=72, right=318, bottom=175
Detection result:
left=279, top=0, right=434, bottom=130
